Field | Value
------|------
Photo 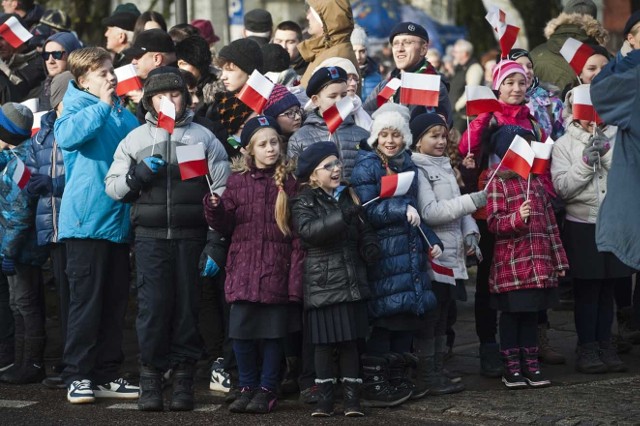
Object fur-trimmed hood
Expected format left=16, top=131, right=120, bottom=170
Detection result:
left=544, top=12, right=608, bottom=46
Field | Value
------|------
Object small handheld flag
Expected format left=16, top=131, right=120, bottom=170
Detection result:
left=237, top=70, right=275, bottom=114
left=399, top=73, right=440, bottom=107
left=362, top=171, right=416, bottom=206
left=114, top=64, right=143, bottom=96
left=0, top=16, right=32, bottom=48
left=572, top=84, right=602, bottom=124
left=531, top=140, right=554, bottom=175
left=485, top=7, right=520, bottom=57
left=175, top=144, right=208, bottom=180
left=11, top=156, right=31, bottom=190
left=323, top=96, right=354, bottom=135
left=377, top=78, right=401, bottom=107
left=465, top=85, right=501, bottom=116
left=560, top=38, right=594, bottom=78
left=500, top=135, right=535, bottom=180
left=429, top=260, right=456, bottom=285
left=157, top=96, right=176, bottom=134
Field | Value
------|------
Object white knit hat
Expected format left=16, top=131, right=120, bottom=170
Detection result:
left=314, top=56, right=358, bottom=76
left=350, top=25, right=368, bottom=47
left=367, top=103, right=412, bottom=149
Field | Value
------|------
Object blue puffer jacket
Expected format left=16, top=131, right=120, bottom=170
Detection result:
left=350, top=144, right=440, bottom=319
left=25, top=110, right=65, bottom=246
left=360, top=57, right=383, bottom=103
left=0, top=145, right=48, bottom=266
left=54, top=81, right=139, bottom=243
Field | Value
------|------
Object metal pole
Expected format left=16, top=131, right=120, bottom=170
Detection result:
left=175, top=0, right=187, bottom=25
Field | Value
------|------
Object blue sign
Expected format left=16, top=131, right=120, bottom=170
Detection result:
left=229, top=0, right=244, bottom=26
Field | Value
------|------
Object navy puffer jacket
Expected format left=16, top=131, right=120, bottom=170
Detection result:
left=350, top=144, right=440, bottom=319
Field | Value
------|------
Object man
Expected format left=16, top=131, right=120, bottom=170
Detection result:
left=448, top=39, right=483, bottom=132
left=102, top=3, right=140, bottom=68
left=243, top=8, right=272, bottom=47
left=362, top=22, right=452, bottom=126
left=273, top=20, right=307, bottom=76
left=1, top=0, right=43, bottom=30
left=350, top=25, right=381, bottom=102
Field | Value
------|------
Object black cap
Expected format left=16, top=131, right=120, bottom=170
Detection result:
left=388, top=21, right=429, bottom=43
left=124, top=29, right=175, bottom=58
left=409, top=113, right=448, bottom=149
left=244, top=9, right=273, bottom=33
left=262, top=43, right=290, bottom=73
left=102, top=12, right=138, bottom=31
left=240, top=115, right=281, bottom=148
left=295, top=142, right=340, bottom=179
left=306, top=66, right=348, bottom=97
left=217, top=38, right=263, bottom=75
left=624, top=10, right=640, bottom=36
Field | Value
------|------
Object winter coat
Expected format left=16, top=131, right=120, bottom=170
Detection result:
left=360, top=56, right=382, bottom=102
left=526, top=83, right=564, bottom=140
left=204, top=165, right=303, bottom=305
left=292, top=185, right=378, bottom=309
left=54, top=81, right=139, bottom=243
left=413, top=153, right=479, bottom=280
left=298, top=0, right=359, bottom=89
left=24, top=110, right=65, bottom=245
left=449, top=59, right=484, bottom=113
left=105, top=111, right=230, bottom=239
left=0, top=49, right=46, bottom=103
left=487, top=170, right=568, bottom=294
left=350, top=144, right=440, bottom=319
left=590, top=50, right=640, bottom=270
left=287, top=111, right=369, bottom=181
left=0, top=145, right=48, bottom=266
left=530, top=13, right=608, bottom=92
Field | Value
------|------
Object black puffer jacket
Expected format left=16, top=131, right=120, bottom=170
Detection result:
left=291, top=185, right=379, bottom=310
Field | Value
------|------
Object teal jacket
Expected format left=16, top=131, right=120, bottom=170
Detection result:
left=53, top=81, right=139, bottom=243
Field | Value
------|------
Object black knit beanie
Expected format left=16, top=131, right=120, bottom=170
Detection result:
left=176, top=35, right=213, bottom=77
left=217, top=38, right=263, bottom=74
left=261, top=43, right=290, bottom=73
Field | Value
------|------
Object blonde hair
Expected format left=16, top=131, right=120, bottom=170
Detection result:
left=68, top=47, right=112, bottom=81
left=305, top=169, right=361, bottom=205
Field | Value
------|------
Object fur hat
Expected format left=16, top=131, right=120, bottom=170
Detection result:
left=217, top=38, right=263, bottom=75
left=264, top=84, right=300, bottom=118
left=176, top=35, right=212, bottom=77
left=367, top=103, right=412, bottom=148
left=350, top=25, right=368, bottom=47
left=50, top=71, right=74, bottom=109
left=492, top=60, right=527, bottom=90
left=563, top=0, right=597, bottom=18
left=409, top=113, right=448, bottom=149
left=295, top=141, right=339, bottom=179
left=240, top=115, right=281, bottom=148
left=0, top=103, right=34, bottom=146
left=142, top=67, right=190, bottom=121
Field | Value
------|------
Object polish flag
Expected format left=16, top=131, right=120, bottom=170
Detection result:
left=237, top=70, right=275, bottom=114
left=531, top=140, right=554, bottom=175
left=377, top=77, right=401, bottom=107
left=379, top=171, right=415, bottom=198
left=0, top=16, right=32, bottom=48
left=429, top=260, right=456, bottom=285
left=20, top=98, right=39, bottom=113
left=323, top=96, right=354, bottom=134
left=11, top=157, right=31, bottom=190
left=175, top=144, right=208, bottom=180
left=157, top=96, right=176, bottom=134
left=31, top=111, right=47, bottom=136
left=466, top=85, right=501, bottom=116
left=485, top=7, right=520, bottom=57
left=560, top=38, right=594, bottom=76
left=500, top=135, right=535, bottom=179
left=114, top=64, right=143, bottom=96
left=399, top=73, right=440, bottom=107
left=572, top=84, right=602, bottom=124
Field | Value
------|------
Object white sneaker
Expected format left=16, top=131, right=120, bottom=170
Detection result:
left=209, top=357, right=230, bottom=393
left=67, top=379, right=95, bottom=404
left=93, top=377, right=139, bottom=399
left=0, top=362, right=13, bottom=373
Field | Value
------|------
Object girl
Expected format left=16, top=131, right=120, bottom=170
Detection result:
left=350, top=103, right=442, bottom=407
left=291, top=142, right=379, bottom=417
left=486, top=125, right=568, bottom=389
left=264, top=84, right=303, bottom=146
left=409, top=113, right=486, bottom=396
left=203, top=115, right=302, bottom=414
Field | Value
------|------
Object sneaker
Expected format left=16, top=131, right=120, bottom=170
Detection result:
left=229, top=386, right=255, bottom=413
left=93, top=378, right=140, bottom=399
left=245, top=386, right=277, bottom=414
left=67, top=379, right=95, bottom=404
left=209, top=357, right=231, bottom=393
left=0, top=362, right=13, bottom=373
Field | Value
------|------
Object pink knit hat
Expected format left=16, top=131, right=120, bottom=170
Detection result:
left=492, top=60, right=526, bottom=90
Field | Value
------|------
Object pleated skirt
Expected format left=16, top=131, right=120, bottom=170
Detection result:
left=307, top=301, right=369, bottom=344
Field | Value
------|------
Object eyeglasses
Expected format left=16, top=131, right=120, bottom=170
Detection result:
left=315, top=159, right=343, bottom=171
left=42, top=51, right=66, bottom=60
left=347, top=75, right=360, bottom=83
left=279, top=108, right=302, bottom=119
left=391, top=40, right=421, bottom=49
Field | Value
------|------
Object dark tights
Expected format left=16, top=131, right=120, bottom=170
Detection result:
left=314, top=341, right=359, bottom=380
left=499, top=311, right=538, bottom=350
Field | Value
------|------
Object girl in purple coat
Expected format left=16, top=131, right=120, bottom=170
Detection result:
left=203, top=115, right=302, bottom=414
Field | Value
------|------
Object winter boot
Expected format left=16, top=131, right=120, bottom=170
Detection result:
left=228, top=386, right=255, bottom=413
left=412, top=338, right=436, bottom=400
left=479, top=343, right=503, bottom=377
left=138, top=365, right=163, bottom=411
left=360, top=355, right=411, bottom=408
left=0, top=339, right=14, bottom=372
left=500, top=348, right=527, bottom=389
left=617, top=307, right=640, bottom=344
left=384, top=352, right=415, bottom=395
left=245, top=386, right=278, bottom=414
left=431, top=336, right=465, bottom=395
left=11, top=336, right=45, bottom=384
left=599, top=340, right=627, bottom=372
left=170, top=363, right=195, bottom=411
left=0, top=333, right=23, bottom=383
left=311, top=378, right=335, bottom=417
left=520, top=347, right=551, bottom=387
left=280, top=356, right=300, bottom=395
left=575, top=342, right=608, bottom=374
left=537, top=324, right=565, bottom=365
left=342, top=378, right=364, bottom=417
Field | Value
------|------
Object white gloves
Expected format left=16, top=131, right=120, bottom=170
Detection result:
left=406, top=205, right=421, bottom=227
left=430, top=245, right=443, bottom=259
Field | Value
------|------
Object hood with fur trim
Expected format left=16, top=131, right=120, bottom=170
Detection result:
left=367, top=103, right=412, bottom=148
left=544, top=12, right=608, bottom=48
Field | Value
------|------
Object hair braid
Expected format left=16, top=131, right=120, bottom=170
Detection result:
left=273, top=159, right=291, bottom=237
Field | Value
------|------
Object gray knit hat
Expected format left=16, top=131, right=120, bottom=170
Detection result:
left=50, top=71, right=74, bottom=109
left=0, top=103, right=34, bottom=145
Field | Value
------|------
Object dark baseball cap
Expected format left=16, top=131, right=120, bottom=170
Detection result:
left=124, top=29, right=175, bottom=58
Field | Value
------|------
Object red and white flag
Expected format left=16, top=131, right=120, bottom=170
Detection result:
left=0, top=16, right=32, bottom=48
left=485, top=7, right=519, bottom=57
left=323, top=96, right=354, bottom=134
left=11, top=156, right=31, bottom=190
left=20, top=98, right=39, bottom=113
left=429, top=260, right=456, bottom=285
left=377, top=77, right=401, bottom=107
left=114, top=64, right=143, bottom=96
left=175, top=144, right=208, bottom=180
left=531, top=140, right=554, bottom=175
left=466, top=85, right=501, bottom=116
left=237, top=70, right=275, bottom=114
left=400, top=73, right=440, bottom=107
left=572, top=84, right=602, bottom=124
left=31, top=111, right=47, bottom=136
left=157, top=96, right=176, bottom=134
left=500, top=135, right=535, bottom=179
left=560, top=38, right=594, bottom=77
left=379, top=171, right=415, bottom=198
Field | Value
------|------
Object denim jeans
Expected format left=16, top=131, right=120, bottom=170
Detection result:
left=7, top=264, right=44, bottom=338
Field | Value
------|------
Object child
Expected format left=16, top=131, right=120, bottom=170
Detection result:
left=287, top=66, right=370, bottom=180
left=291, top=142, right=379, bottom=417
left=203, top=115, right=302, bottom=414
left=105, top=66, right=230, bottom=411
left=551, top=87, right=631, bottom=374
left=264, top=84, right=303, bottom=145
left=409, top=112, right=486, bottom=396
left=486, top=125, right=568, bottom=389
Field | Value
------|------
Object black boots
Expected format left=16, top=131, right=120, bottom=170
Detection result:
left=414, top=337, right=464, bottom=397
left=384, top=353, right=415, bottom=395
left=361, top=355, right=411, bottom=407
left=342, top=378, right=364, bottom=417
left=575, top=342, right=608, bottom=374
left=311, top=378, right=335, bottom=417
left=0, top=338, right=13, bottom=372
left=138, top=365, right=163, bottom=411
left=0, top=335, right=45, bottom=384
left=280, top=356, right=300, bottom=395
left=0, top=333, right=23, bottom=383
left=170, top=363, right=195, bottom=411
left=479, top=342, right=503, bottom=377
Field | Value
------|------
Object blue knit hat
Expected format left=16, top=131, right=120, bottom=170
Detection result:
left=44, top=32, right=82, bottom=55
left=240, top=115, right=281, bottom=148
left=295, top=142, right=340, bottom=180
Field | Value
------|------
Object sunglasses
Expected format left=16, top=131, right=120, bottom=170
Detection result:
left=42, top=51, right=66, bottom=60
left=316, top=159, right=343, bottom=172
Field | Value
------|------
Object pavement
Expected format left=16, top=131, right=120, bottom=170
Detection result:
left=1, top=271, right=639, bottom=425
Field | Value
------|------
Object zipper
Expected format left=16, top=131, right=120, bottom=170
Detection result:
left=51, top=139, right=58, bottom=242
left=166, top=131, right=172, bottom=239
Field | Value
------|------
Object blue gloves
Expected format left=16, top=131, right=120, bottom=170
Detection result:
left=134, top=155, right=166, bottom=184
left=27, top=173, right=52, bottom=196
left=2, top=258, right=16, bottom=276
left=200, top=256, right=220, bottom=277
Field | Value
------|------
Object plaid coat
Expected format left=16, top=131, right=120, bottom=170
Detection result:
left=487, top=171, right=568, bottom=294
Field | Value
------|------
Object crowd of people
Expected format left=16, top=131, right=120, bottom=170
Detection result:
left=0, top=0, right=639, bottom=417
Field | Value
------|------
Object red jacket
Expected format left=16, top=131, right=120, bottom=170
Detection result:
left=487, top=171, right=568, bottom=294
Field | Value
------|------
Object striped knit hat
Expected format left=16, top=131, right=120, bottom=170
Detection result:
left=0, top=103, right=33, bottom=146
left=492, top=60, right=526, bottom=90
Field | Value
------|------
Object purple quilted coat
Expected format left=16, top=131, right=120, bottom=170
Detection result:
left=204, top=166, right=303, bottom=304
